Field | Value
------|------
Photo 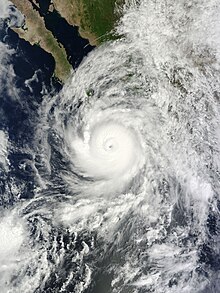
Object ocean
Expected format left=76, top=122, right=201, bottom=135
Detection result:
left=0, top=1, right=220, bottom=293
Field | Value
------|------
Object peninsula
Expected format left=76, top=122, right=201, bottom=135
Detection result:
left=10, top=0, right=124, bottom=82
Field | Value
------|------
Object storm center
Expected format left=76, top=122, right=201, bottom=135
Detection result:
left=103, top=137, right=118, bottom=152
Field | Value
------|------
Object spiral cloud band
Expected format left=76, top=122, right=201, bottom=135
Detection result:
left=8, top=0, right=220, bottom=292
left=70, top=119, right=143, bottom=177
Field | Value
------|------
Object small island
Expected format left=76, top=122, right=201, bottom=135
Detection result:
left=10, top=0, right=124, bottom=82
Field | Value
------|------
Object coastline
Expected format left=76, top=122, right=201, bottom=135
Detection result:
left=10, top=0, right=124, bottom=82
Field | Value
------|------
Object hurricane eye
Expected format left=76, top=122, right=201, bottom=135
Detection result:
left=69, top=120, right=144, bottom=186
left=103, top=138, right=118, bottom=152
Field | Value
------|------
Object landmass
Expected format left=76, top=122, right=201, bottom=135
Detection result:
left=52, top=0, right=123, bottom=44
left=11, top=0, right=71, bottom=81
left=10, top=0, right=124, bottom=82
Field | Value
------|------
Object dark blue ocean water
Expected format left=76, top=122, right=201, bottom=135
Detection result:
left=1, top=5, right=220, bottom=293
left=0, top=12, right=94, bottom=204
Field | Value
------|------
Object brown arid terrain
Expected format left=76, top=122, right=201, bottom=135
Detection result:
left=10, top=0, right=124, bottom=82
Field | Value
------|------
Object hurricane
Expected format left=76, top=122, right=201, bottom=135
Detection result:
left=1, top=0, right=220, bottom=292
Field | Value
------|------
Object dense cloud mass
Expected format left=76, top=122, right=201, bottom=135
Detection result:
left=1, top=1, right=220, bottom=293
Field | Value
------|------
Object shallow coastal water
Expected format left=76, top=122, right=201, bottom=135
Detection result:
left=0, top=1, right=220, bottom=293
left=30, top=0, right=95, bottom=69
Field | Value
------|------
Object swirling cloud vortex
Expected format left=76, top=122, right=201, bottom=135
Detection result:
left=70, top=120, right=144, bottom=184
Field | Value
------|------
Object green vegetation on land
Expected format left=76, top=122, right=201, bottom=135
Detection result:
left=80, top=0, right=123, bottom=43
left=11, top=0, right=72, bottom=81
left=10, top=0, right=124, bottom=81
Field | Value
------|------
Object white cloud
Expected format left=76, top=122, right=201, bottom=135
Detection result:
left=0, top=130, right=9, bottom=171
left=0, top=0, right=11, bottom=19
